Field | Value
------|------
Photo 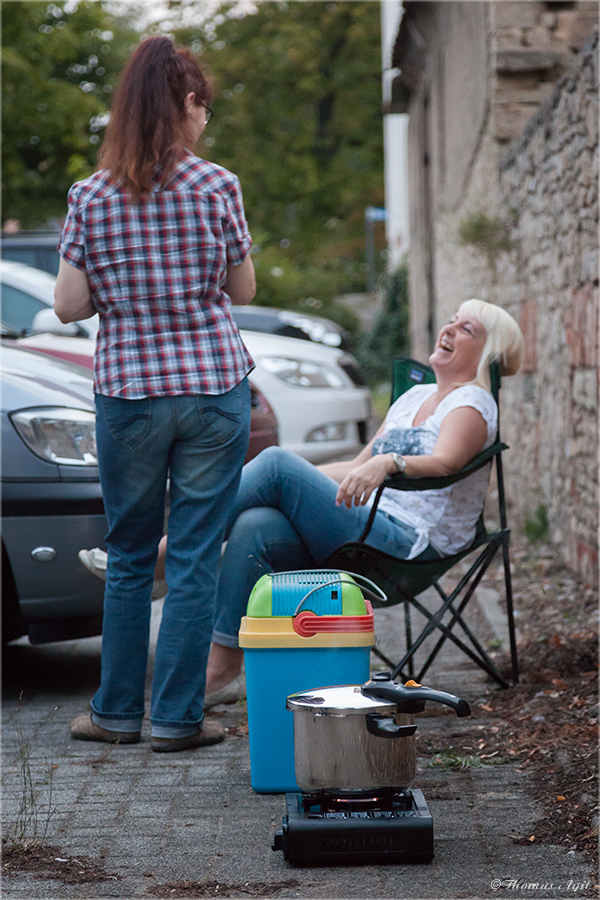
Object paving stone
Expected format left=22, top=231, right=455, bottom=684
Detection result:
left=2, top=599, right=594, bottom=900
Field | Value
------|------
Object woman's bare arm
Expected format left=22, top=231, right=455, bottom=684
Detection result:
left=54, top=257, right=95, bottom=322
left=224, top=254, right=256, bottom=305
left=335, top=406, right=488, bottom=509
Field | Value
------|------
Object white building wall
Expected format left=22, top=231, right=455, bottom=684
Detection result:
left=381, top=0, right=410, bottom=268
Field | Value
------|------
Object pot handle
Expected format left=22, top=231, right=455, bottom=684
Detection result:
left=366, top=714, right=417, bottom=740
left=362, top=678, right=471, bottom=717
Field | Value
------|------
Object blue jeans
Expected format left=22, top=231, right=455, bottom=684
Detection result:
left=91, top=380, right=250, bottom=737
left=212, top=446, right=435, bottom=648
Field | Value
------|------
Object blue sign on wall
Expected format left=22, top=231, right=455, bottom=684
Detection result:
left=365, top=206, right=387, bottom=222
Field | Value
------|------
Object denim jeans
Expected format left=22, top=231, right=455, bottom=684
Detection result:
left=91, top=379, right=250, bottom=737
left=212, top=446, right=438, bottom=648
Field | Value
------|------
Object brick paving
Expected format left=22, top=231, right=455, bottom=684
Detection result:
left=2, top=590, right=595, bottom=900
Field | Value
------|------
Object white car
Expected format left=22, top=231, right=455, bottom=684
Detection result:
left=1, top=259, right=97, bottom=338
left=240, top=331, right=370, bottom=461
left=1, top=261, right=371, bottom=462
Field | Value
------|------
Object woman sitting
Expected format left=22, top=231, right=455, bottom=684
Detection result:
left=80, top=300, right=524, bottom=705
left=204, top=298, right=524, bottom=702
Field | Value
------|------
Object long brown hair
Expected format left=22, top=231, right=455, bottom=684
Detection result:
left=97, top=36, right=211, bottom=199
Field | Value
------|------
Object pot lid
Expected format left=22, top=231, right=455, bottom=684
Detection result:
left=286, top=684, right=398, bottom=715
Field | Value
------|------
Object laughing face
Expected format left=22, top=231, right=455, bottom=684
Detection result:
left=429, top=312, right=487, bottom=382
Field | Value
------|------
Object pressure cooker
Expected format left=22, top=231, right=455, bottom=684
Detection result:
left=286, top=672, right=471, bottom=794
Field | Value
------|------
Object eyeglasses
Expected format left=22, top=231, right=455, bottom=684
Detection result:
left=204, top=105, right=214, bottom=124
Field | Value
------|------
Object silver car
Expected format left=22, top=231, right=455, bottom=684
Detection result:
left=1, top=261, right=371, bottom=463
left=2, top=340, right=106, bottom=644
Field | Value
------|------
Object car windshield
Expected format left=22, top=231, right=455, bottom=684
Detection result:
left=1, top=246, right=60, bottom=276
left=1, top=283, right=50, bottom=335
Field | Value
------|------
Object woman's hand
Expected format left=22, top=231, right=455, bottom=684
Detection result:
left=316, top=421, right=386, bottom=485
left=335, top=454, right=396, bottom=509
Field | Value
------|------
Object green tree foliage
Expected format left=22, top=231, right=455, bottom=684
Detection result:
left=2, top=1, right=137, bottom=227
left=2, top=0, right=385, bottom=330
left=172, top=0, right=385, bottom=319
left=357, top=262, right=410, bottom=385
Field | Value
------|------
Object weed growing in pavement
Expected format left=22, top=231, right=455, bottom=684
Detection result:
left=5, top=694, right=57, bottom=849
left=426, top=748, right=507, bottom=770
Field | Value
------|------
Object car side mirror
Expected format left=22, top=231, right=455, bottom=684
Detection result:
left=31, top=308, right=83, bottom=337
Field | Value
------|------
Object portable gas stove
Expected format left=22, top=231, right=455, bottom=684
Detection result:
left=271, top=676, right=471, bottom=866
left=272, top=788, right=433, bottom=866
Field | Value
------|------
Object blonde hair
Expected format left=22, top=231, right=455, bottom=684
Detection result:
left=458, top=299, right=524, bottom=392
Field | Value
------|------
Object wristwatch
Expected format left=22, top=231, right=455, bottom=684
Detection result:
left=390, top=452, right=407, bottom=474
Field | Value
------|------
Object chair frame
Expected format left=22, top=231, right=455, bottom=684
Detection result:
left=326, top=358, right=519, bottom=689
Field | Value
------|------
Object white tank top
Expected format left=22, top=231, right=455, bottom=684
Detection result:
left=371, top=383, right=498, bottom=558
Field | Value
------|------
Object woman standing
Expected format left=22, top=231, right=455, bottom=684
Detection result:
left=55, top=36, right=255, bottom=751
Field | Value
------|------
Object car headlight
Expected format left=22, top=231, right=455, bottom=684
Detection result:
left=259, top=357, right=345, bottom=388
left=306, top=423, right=347, bottom=442
left=10, top=407, right=98, bottom=466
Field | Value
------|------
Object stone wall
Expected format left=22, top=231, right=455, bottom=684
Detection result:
left=398, top=1, right=493, bottom=361
left=496, top=33, right=598, bottom=585
left=392, top=3, right=599, bottom=585
left=492, top=1, right=599, bottom=143
left=395, top=1, right=598, bottom=360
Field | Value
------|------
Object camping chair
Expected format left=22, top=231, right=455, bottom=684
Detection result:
left=325, top=357, right=519, bottom=689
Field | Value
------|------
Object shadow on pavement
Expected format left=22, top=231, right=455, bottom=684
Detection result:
left=2, top=637, right=102, bottom=702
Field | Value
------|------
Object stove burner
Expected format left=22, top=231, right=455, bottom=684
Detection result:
left=272, top=789, right=434, bottom=866
left=301, top=790, right=413, bottom=813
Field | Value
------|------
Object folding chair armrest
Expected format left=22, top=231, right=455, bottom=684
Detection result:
left=383, top=442, right=509, bottom=492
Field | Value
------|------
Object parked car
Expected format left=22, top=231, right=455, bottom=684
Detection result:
left=1, top=341, right=107, bottom=644
left=230, top=305, right=353, bottom=351
left=1, top=262, right=370, bottom=462
left=0, top=259, right=96, bottom=338
left=1, top=333, right=278, bottom=645
left=1, top=239, right=354, bottom=351
left=1, top=230, right=61, bottom=276
left=0, top=260, right=278, bottom=462
left=239, top=330, right=370, bottom=461
left=5, top=328, right=278, bottom=465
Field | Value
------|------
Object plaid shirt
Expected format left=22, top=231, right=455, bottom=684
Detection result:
left=58, top=151, right=254, bottom=398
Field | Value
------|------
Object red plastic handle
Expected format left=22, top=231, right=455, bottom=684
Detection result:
left=293, top=600, right=374, bottom=637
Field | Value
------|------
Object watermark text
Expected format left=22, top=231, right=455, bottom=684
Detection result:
left=491, top=879, right=592, bottom=892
